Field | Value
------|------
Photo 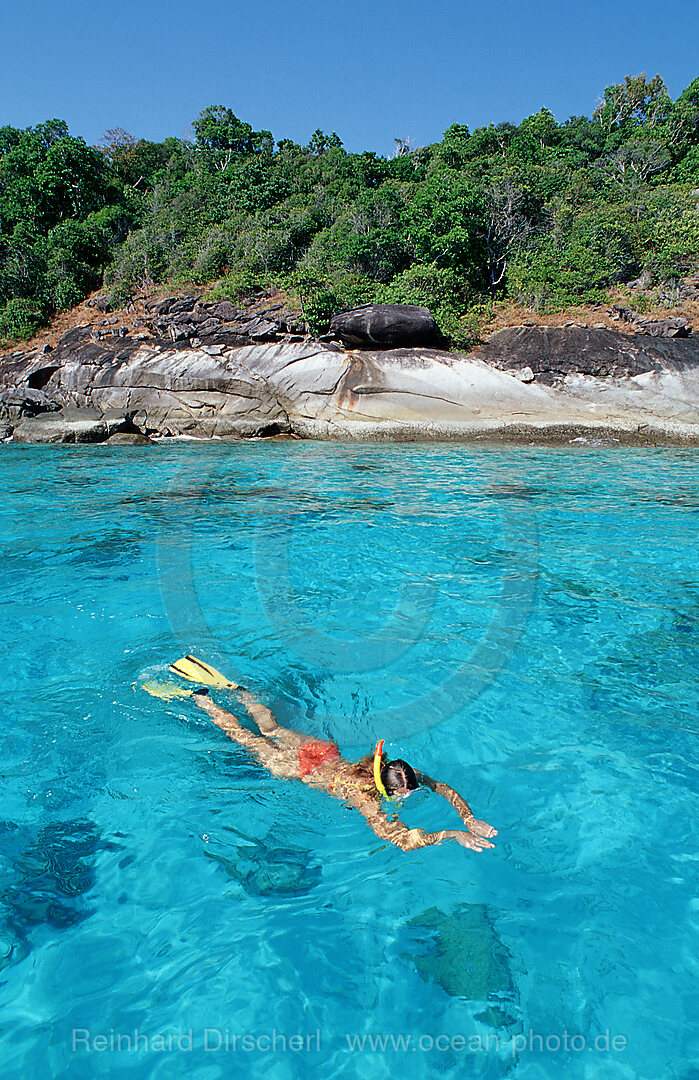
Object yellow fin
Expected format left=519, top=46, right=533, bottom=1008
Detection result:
left=169, top=655, right=237, bottom=689
left=142, top=680, right=193, bottom=701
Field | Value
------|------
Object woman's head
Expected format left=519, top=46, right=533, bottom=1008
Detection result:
left=381, top=758, right=419, bottom=797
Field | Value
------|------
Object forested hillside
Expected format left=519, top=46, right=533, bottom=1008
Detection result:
left=2, top=72, right=698, bottom=346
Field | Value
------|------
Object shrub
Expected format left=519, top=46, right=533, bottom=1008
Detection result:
left=380, top=264, right=469, bottom=341
left=0, top=297, right=42, bottom=340
left=207, top=265, right=268, bottom=301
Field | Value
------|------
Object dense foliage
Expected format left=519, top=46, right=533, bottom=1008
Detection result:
left=2, top=75, right=699, bottom=343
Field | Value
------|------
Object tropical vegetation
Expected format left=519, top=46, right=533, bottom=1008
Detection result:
left=1, top=73, right=698, bottom=345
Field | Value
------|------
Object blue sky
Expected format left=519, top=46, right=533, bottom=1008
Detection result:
left=2, top=0, right=698, bottom=154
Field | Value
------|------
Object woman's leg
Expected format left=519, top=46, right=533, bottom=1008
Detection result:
left=193, top=691, right=269, bottom=753
left=235, top=689, right=309, bottom=747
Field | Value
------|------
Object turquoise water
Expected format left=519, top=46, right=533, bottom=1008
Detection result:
left=1, top=441, right=697, bottom=1080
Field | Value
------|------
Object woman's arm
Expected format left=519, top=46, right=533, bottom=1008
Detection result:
left=361, top=806, right=495, bottom=852
left=418, top=773, right=497, bottom=839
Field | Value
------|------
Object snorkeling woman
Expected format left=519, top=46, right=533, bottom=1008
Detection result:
left=159, top=656, right=497, bottom=854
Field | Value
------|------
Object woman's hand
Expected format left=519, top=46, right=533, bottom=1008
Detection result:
left=442, top=830, right=495, bottom=851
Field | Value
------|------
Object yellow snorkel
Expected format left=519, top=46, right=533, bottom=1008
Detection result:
left=373, top=739, right=389, bottom=798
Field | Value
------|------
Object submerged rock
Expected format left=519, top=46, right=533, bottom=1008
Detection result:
left=403, top=903, right=517, bottom=1025
left=205, top=830, right=321, bottom=898
left=237, top=846, right=322, bottom=897
left=0, top=818, right=112, bottom=970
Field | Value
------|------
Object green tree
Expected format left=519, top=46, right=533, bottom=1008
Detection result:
left=193, top=106, right=273, bottom=169
left=593, top=73, right=671, bottom=144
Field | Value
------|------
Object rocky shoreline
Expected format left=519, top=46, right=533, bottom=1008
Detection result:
left=2, top=299, right=699, bottom=445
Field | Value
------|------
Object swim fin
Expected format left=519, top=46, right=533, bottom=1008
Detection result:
left=169, top=654, right=238, bottom=689
left=141, top=680, right=193, bottom=701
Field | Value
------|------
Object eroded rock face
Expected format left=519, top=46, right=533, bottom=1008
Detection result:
left=329, top=304, right=442, bottom=348
left=1, top=323, right=699, bottom=444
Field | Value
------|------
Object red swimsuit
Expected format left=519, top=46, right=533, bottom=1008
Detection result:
left=298, top=740, right=340, bottom=776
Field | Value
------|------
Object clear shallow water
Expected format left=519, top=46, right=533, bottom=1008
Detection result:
left=0, top=441, right=697, bottom=1080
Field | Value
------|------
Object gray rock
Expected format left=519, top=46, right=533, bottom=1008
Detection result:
left=168, top=298, right=197, bottom=315
left=167, top=324, right=194, bottom=342
left=199, top=318, right=223, bottom=334
left=103, top=431, right=154, bottom=446
left=609, top=307, right=692, bottom=337
left=145, top=296, right=173, bottom=312
left=274, top=309, right=304, bottom=333
left=610, top=305, right=635, bottom=323
left=245, top=318, right=281, bottom=340
left=329, top=304, right=442, bottom=348
left=0, top=386, right=60, bottom=418
left=477, top=325, right=659, bottom=380
left=153, top=297, right=178, bottom=316
left=214, top=301, right=242, bottom=322
left=1, top=325, right=699, bottom=443
left=12, top=407, right=128, bottom=444
left=634, top=316, right=691, bottom=338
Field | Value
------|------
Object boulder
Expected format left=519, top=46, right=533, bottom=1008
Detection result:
left=12, top=407, right=128, bottom=444
left=0, top=386, right=61, bottom=419
left=138, top=294, right=306, bottom=348
left=152, top=297, right=178, bottom=315
left=167, top=324, right=194, bottom=342
left=609, top=307, right=692, bottom=337
left=199, top=318, right=224, bottom=334
left=634, top=316, right=691, bottom=338
left=274, top=308, right=304, bottom=334
left=103, top=431, right=154, bottom=446
left=242, top=318, right=281, bottom=340
left=329, top=304, right=442, bottom=348
left=168, top=298, right=197, bottom=315
left=214, top=301, right=242, bottom=322
left=20, top=338, right=293, bottom=438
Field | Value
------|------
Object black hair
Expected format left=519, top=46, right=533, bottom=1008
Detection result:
left=381, top=758, right=419, bottom=795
